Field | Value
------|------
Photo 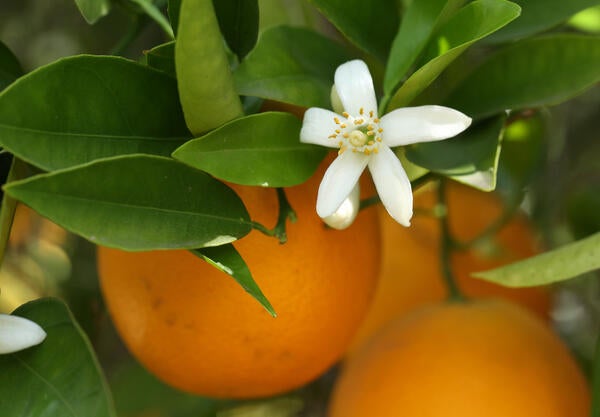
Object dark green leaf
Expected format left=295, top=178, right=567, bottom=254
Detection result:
left=4, top=155, right=252, bottom=250
left=129, top=0, right=175, bottom=38
left=445, top=34, right=600, bottom=119
left=213, top=0, right=259, bottom=60
left=384, top=0, right=465, bottom=96
left=0, top=298, right=116, bottom=417
left=405, top=115, right=505, bottom=191
left=234, top=26, right=352, bottom=108
left=168, top=0, right=181, bottom=34
left=0, top=41, right=23, bottom=91
left=173, top=112, right=326, bottom=187
left=486, top=0, right=600, bottom=43
left=307, top=0, right=399, bottom=61
left=191, top=244, right=276, bottom=316
left=74, top=0, right=111, bottom=24
left=473, top=232, right=600, bottom=286
left=175, top=0, right=243, bottom=135
left=145, top=41, right=175, bottom=77
left=386, top=0, right=521, bottom=110
left=0, top=55, right=190, bottom=171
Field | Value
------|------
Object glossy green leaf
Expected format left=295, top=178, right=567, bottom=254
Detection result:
left=129, top=0, right=175, bottom=38
left=74, top=0, right=111, bottom=24
left=4, top=155, right=252, bottom=250
left=173, top=112, right=326, bottom=187
left=0, top=298, right=116, bottom=417
left=445, top=35, right=600, bottom=119
left=486, top=0, right=600, bottom=43
left=145, top=41, right=175, bottom=77
left=307, top=0, right=399, bottom=61
left=0, top=41, right=23, bottom=91
left=191, top=244, right=276, bottom=316
left=384, top=0, right=465, bottom=96
left=405, top=115, right=505, bottom=191
left=0, top=55, right=190, bottom=171
left=213, top=0, right=259, bottom=60
left=386, top=0, right=521, bottom=110
left=569, top=5, right=600, bottom=34
left=234, top=26, right=352, bottom=108
left=175, top=0, right=243, bottom=135
left=474, top=231, right=600, bottom=286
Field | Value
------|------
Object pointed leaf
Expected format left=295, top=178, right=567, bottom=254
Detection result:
left=4, top=155, right=252, bottom=250
left=145, top=41, right=175, bottom=77
left=307, top=0, right=399, bottom=62
left=74, top=0, right=111, bottom=24
left=486, top=0, right=600, bottom=43
left=168, top=0, right=181, bottom=34
left=191, top=244, right=276, bottom=317
left=384, top=0, right=465, bottom=96
left=445, top=34, right=600, bottom=119
left=386, top=0, right=521, bottom=110
left=213, top=0, right=259, bottom=60
left=175, top=0, right=243, bottom=135
left=0, top=55, right=190, bottom=171
left=233, top=26, right=352, bottom=108
left=0, top=298, right=116, bottom=417
left=0, top=41, right=23, bottom=91
left=173, top=112, right=326, bottom=187
left=473, top=232, right=600, bottom=286
left=405, top=115, right=505, bottom=191
left=129, top=0, right=175, bottom=38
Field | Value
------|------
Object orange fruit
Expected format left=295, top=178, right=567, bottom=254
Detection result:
left=330, top=299, right=590, bottom=417
left=348, top=181, right=551, bottom=353
left=97, top=158, right=380, bottom=398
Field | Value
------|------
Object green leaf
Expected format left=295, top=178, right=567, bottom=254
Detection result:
left=4, top=155, right=252, bottom=251
left=0, top=298, right=116, bottom=417
left=213, top=0, right=259, bottom=60
left=486, top=0, right=600, bottom=43
left=145, top=41, right=175, bottom=77
left=569, top=5, right=600, bottom=34
left=384, top=0, right=465, bottom=97
left=74, top=0, right=111, bottom=24
left=0, top=55, right=190, bottom=171
left=0, top=41, right=23, bottom=91
left=233, top=26, right=352, bottom=108
left=445, top=34, right=600, bottom=119
left=168, top=0, right=181, bottom=34
left=129, top=0, right=175, bottom=38
left=386, top=0, right=521, bottom=110
left=173, top=112, right=326, bottom=187
left=191, top=244, right=276, bottom=316
left=473, top=231, right=600, bottom=286
left=175, top=0, right=243, bottom=135
left=405, top=114, right=505, bottom=191
left=307, top=0, right=399, bottom=61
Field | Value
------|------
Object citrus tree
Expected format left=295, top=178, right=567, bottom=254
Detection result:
left=0, top=0, right=599, bottom=416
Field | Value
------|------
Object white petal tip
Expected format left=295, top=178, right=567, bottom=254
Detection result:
left=0, top=314, right=47, bottom=354
left=321, top=184, right=360, bottom=230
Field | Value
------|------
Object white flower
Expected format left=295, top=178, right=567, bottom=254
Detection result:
left=300, top=59, right=472, bottom=226
left=0, top=314, right=47, bottom=354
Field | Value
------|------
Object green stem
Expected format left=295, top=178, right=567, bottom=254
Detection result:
left=437, top=178, right=465, bottom=302
left=250, top=188, right=296, bottom=244
left=592, top=335, right=600, bottom=417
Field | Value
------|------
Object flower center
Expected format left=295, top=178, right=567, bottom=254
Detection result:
left=328, top=107, right=383, bottom=156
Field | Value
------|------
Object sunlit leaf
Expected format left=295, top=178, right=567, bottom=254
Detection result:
left=474, top=232, right=600, bottom=286
left=175, top=0, right=243, bottom=135
left=4, top=155, right=252, bottom=251
left=73, top=0, right=111, bottom=24
left=0, top=298, right=116, bottom=417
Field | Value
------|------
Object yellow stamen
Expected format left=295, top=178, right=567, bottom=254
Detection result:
left=335, top=129, right=341, bottom=134
left=338, top=146, right=346, bottom=155
left=328, top=134, right=337, bottom=139
left=343, top=133, right=349, bottom=138
left=368, top=140, right=374, bottom=145
left=373, top=147, right=379, bottom=154
left=374, top=117, right=380, bottom=123
left=369, top=110, right=374, bottom=117
left=354, top=118, right=364, bottom=125
left=364, top=149, right=371, bottom=155
left=340, top=123, right=347, bottom=128
left=342, top=112, right=350, bottom=118
left=376, top=137, right=382, bottom=142
left=359, top=107, right=364, bottom=115
left=367, top=124, right=374, bottom=131
left=378, top=128, right=383, bottom=133
left=367, top=131, right=375, bottom=136
left=334, top=117, right=340, bottom=124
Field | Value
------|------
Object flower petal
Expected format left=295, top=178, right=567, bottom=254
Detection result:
left=380, top=105, right=472, bottom=146
left=368, top=145, right=413, bottom=226
left=317, top=150, right=369, bottom=218
left=300, top=108, right=342, bottom=148
left=0, top=314, right=47, bottom=354
left=322, top=183, right=360, bottom=230
left=334, top=60, right=378, bottom=117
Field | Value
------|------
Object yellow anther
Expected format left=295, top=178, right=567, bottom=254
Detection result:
left=368, top=140, right=374, bottom=146
left=343, top=133, right=349, bottom=138
left=335, top=129, right=341, bottom=134
left=342, top=112, right=350, bottom=118
left=359, top=107, right=364, bottom=115
left=374, top=118, right=380, bottom=123
left=328, top=134, right=337, bottom=139
left=334, top=117, right=340, bottom=124
left=369, top=110, right=374, bottom=117
left=338, top=141, right=343, bottom=146
left=376, top=137, right=382, bottom=142
left=367, top=131, right=375, bottom=136
left=378, top=128, right=383, bottom=133
left=364, top=149, right=371, bottom=155
left=354, top=118, right=364, bottom=125
left=373, top=147, right=379, bottom=154
left=367, top=124, right=374, bottom=131
left=340, top=123, right=347, bottom=128
left=338, top=146, right=346, bottom=155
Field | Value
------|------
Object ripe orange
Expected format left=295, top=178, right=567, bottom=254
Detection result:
left=97, top=157, right=380, bottom=399
left=348, top=181, right=551, bottom=353
left=330, top=300, right=590, bottom=417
